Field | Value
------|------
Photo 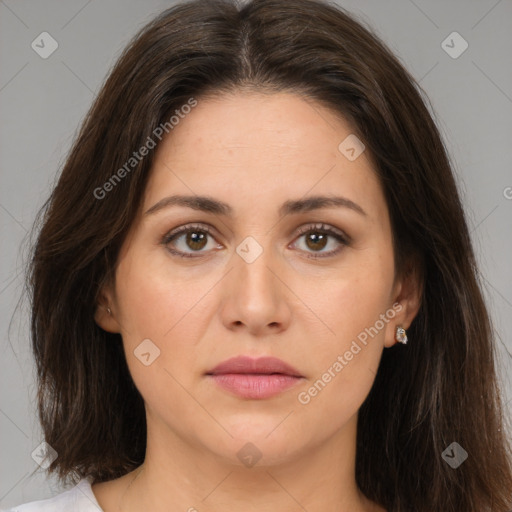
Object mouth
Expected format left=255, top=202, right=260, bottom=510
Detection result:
left=206, top=355, right=303, bottom=377
left=205, top=356, right=304, bottom=399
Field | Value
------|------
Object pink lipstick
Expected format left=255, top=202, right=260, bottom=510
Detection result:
left=206, top=356, right=303, bottom=399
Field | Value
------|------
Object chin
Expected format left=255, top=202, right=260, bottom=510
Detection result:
left=201, top=421, right=307, bottom=468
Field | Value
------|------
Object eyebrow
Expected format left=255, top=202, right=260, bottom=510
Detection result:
left=144, top=194, right=367, bottom=217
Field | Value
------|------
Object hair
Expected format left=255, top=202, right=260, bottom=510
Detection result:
left=27, top=0, right=512, bottom=510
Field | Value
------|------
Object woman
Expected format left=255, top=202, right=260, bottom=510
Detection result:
left=7, top=0, right=512, bottom=510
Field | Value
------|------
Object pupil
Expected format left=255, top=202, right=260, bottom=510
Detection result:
left=306, top=233, right=327, bottom=251
left=187, top=232, right=207, bottom=250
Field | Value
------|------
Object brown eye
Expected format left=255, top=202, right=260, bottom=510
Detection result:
left=183, top=231, right=208, bottom=251
left=292, top=223, right=349, bottom=259
left=304, top=232, right=328, bottom=251
left=162, top=224, right=221, bottom=258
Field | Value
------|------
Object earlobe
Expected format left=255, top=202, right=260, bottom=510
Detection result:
left=94, top=284, right=120, bottom=333
left=94, top=303, right=120, bottom=333
left=385, top=261, right=423, bottom=347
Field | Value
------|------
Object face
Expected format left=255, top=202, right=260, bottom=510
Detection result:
left=97, top=91, right=418, bottom=466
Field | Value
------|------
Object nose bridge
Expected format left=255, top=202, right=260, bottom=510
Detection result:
left=220, top=234, right=291, bottom=333
left=235, top=235, right=280, bottom=302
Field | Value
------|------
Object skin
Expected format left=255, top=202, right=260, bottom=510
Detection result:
left=93, top=91, right=420, bottom=512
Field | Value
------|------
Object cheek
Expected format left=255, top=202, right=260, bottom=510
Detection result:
left=293, top=286, right=390, bottom=439
left=114, top=249, right=207, bottom=340
left=299, top=250, right=394, bottom=348
left=293, top=252, right=394, bottom=413
left=112, top=250, right=215, bottom=400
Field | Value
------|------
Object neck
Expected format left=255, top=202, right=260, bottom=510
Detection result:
left=98, top=412, right=381, bottom=512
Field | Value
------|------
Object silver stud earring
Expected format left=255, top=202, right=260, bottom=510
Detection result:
left=106, top=307, right=112, bottom=315
left=395, top=326, right=408, bottom=344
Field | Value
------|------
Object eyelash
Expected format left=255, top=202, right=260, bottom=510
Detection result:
left=161, top=222, right=349, bottom=259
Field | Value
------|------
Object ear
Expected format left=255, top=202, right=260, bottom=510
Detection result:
left=94, top=284, right=120, bottom=334
left=384, top=259, right=423, bottom=348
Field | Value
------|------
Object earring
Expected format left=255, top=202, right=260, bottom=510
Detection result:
left=106, top=307, right=112, bottom=315
left=395, top=326, right=408, bottom=344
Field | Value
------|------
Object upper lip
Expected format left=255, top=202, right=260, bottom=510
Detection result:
left=206, top=356, right=303, bottom=377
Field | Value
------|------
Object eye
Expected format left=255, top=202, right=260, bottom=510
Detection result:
left=162, top=222, right=349, bottom=260
left=162, top=223, right=222, bottom=259
left=290, top=223, right=349, bottom=259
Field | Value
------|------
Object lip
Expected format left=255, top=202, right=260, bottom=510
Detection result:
left=207, top=356, right=303, bottom=377
left=206, top=356, right=304, bottom=399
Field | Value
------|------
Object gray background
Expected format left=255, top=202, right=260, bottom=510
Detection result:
left=1, top=0, right=511, bottom=507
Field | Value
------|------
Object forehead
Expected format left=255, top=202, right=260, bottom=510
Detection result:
left=144, top=91, right=385, bottom=220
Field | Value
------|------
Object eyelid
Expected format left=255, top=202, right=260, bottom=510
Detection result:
left=293, top=222, right=350, bottom=243
left=161, top=222, right=216, bottom=243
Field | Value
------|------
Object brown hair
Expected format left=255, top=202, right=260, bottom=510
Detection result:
left=28, top=0, right=512, bottom=510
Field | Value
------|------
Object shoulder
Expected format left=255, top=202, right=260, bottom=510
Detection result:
left=1, top=479, right=103, bottom=512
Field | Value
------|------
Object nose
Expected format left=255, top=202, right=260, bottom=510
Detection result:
left=219, top=242, right=292, bottom=336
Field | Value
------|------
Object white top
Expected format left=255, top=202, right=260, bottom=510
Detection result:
left=1, top=479, right=103, bottom=512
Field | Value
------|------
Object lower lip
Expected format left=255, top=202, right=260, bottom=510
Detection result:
left=207, top=373, right=302, bottom=399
